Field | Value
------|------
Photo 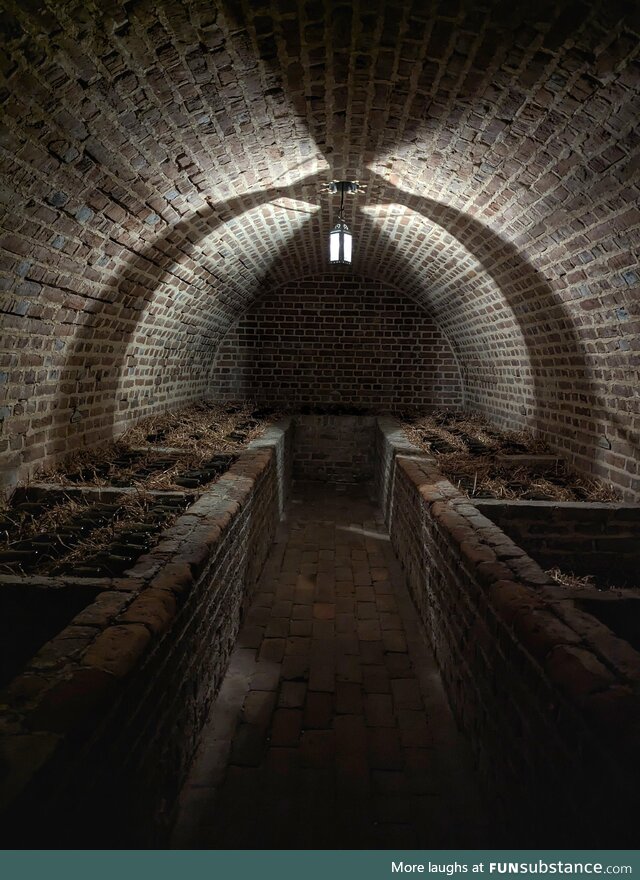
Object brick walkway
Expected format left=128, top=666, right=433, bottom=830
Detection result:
left=172, top=483, right=486, bottom=848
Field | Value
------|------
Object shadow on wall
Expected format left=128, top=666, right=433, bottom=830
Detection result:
left=212, top=0, right=639, bottom=486
left=56, top=171, right=607, bottom=483
left=49, top=0, right=640, bottom=488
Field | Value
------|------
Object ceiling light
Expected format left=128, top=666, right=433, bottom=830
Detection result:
left=326, top=181, right=363, bottom=264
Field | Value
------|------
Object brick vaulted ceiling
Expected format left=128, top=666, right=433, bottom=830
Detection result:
left=0, top=0, right=639, bottom=493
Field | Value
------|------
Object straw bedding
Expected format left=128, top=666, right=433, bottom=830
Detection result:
left=36, top=401, right=274, bottom=492
left=0, top=400, right=274, bottom=572
left=403, top=410, right=619, bottom=503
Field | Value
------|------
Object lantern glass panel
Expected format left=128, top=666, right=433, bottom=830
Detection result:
left=343, top=230, right=352, bottom=263
left=330, top=229, right=341, bottom=262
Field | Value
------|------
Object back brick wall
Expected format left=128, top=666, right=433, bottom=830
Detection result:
left=210, top=275, right=462, bottom=410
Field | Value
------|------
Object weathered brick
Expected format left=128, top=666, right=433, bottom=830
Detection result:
left=82, top=624, right=152, bottom=678
left=0, top=0, right=639, bottom=850
left=545, top=645, right=616, bottom=699
left=211, top=281, right=462, bottom=413
left=26, top=667, right=117, bottom=733
left=118, top=589, right=177, bottom=636
left=377, top=417, right=640, bottom=847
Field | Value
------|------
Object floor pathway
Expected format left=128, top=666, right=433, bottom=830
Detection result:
left=172, top=483, right=486, bottom=848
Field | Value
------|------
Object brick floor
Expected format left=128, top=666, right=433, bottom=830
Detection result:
left=171, top=483, right=487, bottom=848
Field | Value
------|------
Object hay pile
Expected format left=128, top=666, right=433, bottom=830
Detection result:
left=0, top=491, right=183, bottom=576
left=40, top=492, right=181, bottom=576
left=404, top=410, right=551, bottom=454
left=546, top=567, right=639, bottom=591
left=1, top=400, right=275, bottom=572
left=546, top=567, right=598, bottom=590
left=36, top=401, right=274, bottom=491
left=403, top=410, right=620, bottom=502
left=436, top=451, right=619, bottom=502
left=121, top=400, right=267, bottom=451
left=0, top=494, right=85, bottom=545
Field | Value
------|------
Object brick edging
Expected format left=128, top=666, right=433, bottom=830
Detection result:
left=375, top=416, right=640, bottom=846
left=0, top=418, right=293, bottom=845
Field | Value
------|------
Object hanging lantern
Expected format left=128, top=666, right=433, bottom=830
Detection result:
left=327, top=180, right=362, bottom=265
left=329, top=218, right=352, bottom=264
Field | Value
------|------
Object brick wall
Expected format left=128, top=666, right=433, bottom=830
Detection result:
left=210, top=275, right=462, bottom=409
left=375, top=417, right=640, bottom=847
left=475, top=500, right=640, bottom=587
left=292, top=415, right=377, bottom=484
left=0, top=1, right=638, bottom=497
left=0, top=419, right=293, bottom=847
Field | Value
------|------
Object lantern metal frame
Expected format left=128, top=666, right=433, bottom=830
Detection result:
left=330, top=218, right=352, bottom=264
left=328, top=180, right=361, bottom=265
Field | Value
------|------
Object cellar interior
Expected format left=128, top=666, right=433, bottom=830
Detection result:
left=0, top=0, right=639, bottom=850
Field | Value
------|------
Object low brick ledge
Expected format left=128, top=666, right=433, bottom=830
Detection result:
left=376, top=416, right=640, bottom=842
left=378, top=417, right=640, bottom=688
left=0, top=418, right=292, bottom=820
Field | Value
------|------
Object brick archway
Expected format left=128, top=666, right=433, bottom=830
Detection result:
left=0, top=0, right=637, bottom=495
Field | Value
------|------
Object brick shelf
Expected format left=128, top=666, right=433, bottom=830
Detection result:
left=0, top=419, right=293, bottom=847
left=1, top=413, right=638, bottom=847
left=475, top=498, right=640, bottom=588
left=375, top=416, right=640, bottom=847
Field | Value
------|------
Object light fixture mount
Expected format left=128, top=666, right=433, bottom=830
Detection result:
left=323, top=180, right=365, bottom=196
